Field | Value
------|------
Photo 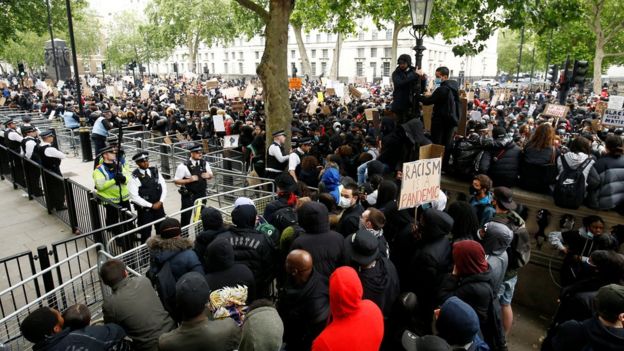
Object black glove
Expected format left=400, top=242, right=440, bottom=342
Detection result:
left=114, top=173, right=126, bottom=185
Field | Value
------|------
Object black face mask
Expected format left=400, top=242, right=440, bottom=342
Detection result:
left=469, top=186, right=479, bottom=196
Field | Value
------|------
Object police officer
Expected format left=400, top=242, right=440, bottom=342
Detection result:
left=91, top=110, right=114, bottom=156
left=20, top=126, right=42, bottom=197
left=128, top=151, right=167, bottom=243
left=20, top=126, right=39, bottom=160
left=93, top=145, right=131, bottom=246
left=288, top=137, right=313, bottom=182
left=4, top=119, right=25, bottom=186
left=174, top=143, right=213, bottom=226
left=93, top=135, right=126, bottom=170
left=38, top=130, right=66, bottom=210
left=265, top=130, right=289, bottom=179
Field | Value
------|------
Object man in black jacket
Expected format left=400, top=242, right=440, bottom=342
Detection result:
left=479, top=127, right=521, bottom=188
left=194, top=206, right=233, bottom=265
left=391, top=54, right=426, bottom=124
left=278, top=249, right=330, bottom=351
left=337, top=182, right=364, bottom=237
left=420, top=66, right=460, bottom=168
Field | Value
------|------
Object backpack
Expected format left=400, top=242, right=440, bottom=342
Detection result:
left=256, top=215, right=280, bottom=244
left=146, top=252, right=181, bottom=319
left=553, top=156, right=592, bottom=209
left=271, top=206, right=298, bottom=232
left=491, top=214, right=531, bottom=271
left=447, top=88, right=460, bottom=126
left=450, top=137, right=483, bottom=179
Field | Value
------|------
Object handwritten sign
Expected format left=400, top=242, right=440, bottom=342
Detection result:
left=184, top=95, right=210, bottom=111
left=608, top=96, right=624, bottom=110
left=399, top=157, right=442, bottom=210
left=140, top=90, right=149, bottom=100
left=288, top=78, right=302, bottom=90
left=213, top=115, right=225, bottom=132
left=602, top=109, right=624, bottom=128
left=317, top=92, right=324, bottom=103
left=231, top=101, right=245, bottom=113
left=224, top=134, right=239, bottom=148
left=223, top=87, right=239, bottom=100
left=205, top=79, right=219, bottom=89
left=542, top=104, right=570, bottom=119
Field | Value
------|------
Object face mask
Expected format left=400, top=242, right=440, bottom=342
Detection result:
left=334, top=127, right=340, bottom=133
left=339, top=196, right=353, bottom=208
left=469, top=186, right=479, bottom=196
left=363, top=146, right=369, bottom=152
left=434, top=78, right=442, bottom=86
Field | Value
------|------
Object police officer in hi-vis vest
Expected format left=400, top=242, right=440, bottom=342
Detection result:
left=174, top=143, right=213, bottom=226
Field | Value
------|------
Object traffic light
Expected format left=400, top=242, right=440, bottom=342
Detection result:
left=572, top=60, right=589, bottom=88
left=17, top=63, right=25, bottom=77
left=547, top=64, right=558, bottom=84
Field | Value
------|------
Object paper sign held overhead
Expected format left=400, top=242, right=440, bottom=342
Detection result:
left=213, top=115, right=225, bottom=132
left=602, top=109, right=624, bottom=128
left=399, top=157, right=442, bottom=210
left=140, top=90, right=149, bottom=100
left=184, top=95, right=210, bottom=111
left=326, top=88, right=336, bottom=96
left=608, top=96, right=624, bottom=110
left=224, top=134, right=239, bottom=148
left=205, top=79, right=219, bottom=89
left=542, top=104, right=570, bottom=119
left=317, top=92, right=324, bottom=103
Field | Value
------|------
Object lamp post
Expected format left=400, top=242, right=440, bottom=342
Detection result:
left=408, top=0, right=434, bottom=69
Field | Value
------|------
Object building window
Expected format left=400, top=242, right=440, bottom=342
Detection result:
left=225, top=52, right=229, bottom=60
left=211, top=63, right=215, bottom=74
left=322, top=49, right=328, bottom=58
left=316, top=33, right=321, bottom=42
left=382, top=62, right=390, bottom=76
left=255, top=51, right=260, bottom=59
left=384, top=47, right=391, bottom=58
left=357, top=48, right=364, bottom=58
left=356, top=62, right=364, bottom=76
left=321, top=62, right=327, bottom=75
left=372, top=31, right=378, bottom=40
left=371, top=48, right=377, bottom=58
left=224, top=62, right=228, bottom=73
left=291, top=50, right=295, bottom=59
left=305, top=34, right=310, bottom=42
left=385, top=29, right=392, bottom=40
left=211, top=53, right=215, bottom=60
left=311, top=62, right=317, bottom=76
left=239, top=52, right=243, bottom=60
left=358, top=32, right=365, bottom=40
left=311, top=49, right=316, bottom=58
left=239, top=62, right=243, bottom=74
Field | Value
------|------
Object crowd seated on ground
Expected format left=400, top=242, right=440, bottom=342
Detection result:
left=7, top=72, right=624, bottom=350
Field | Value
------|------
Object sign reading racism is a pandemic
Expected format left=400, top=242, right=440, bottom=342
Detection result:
left=398, top=157, right=442, bottom=210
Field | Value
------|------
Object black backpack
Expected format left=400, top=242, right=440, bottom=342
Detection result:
left=146, top=252, right=181, bottom=320
left=553, top=156, right=591, bottom=209
left=271, top=206, right=298, bottom=232
left=450, top=137, right=483, bottom=179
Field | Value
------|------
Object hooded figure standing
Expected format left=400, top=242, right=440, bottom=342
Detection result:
left=420, top=66, right=461, bottom=168
left=391, top=54, right=426, bottom=124
left=312, top=266, right=384, bottom=351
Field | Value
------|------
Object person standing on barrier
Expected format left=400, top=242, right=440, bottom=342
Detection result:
left=265, top=130, right=289, bottom=179
left=129, top=151, right=167, bottom=243
left=93, top=145, right=131, bottom=246
left=38, top=130, right=67, bottom=210
left=91, top=110, right=114, bottom=156
left=174, top=143, right=212, bottom=226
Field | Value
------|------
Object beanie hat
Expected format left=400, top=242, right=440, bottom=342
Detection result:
left=176, top=272, right=211, bottom=320
left=201, top=207, right=223, bottom=231
left=436, top=296, right=480, bottom=345
left=158, top=218, right=182, bottom=239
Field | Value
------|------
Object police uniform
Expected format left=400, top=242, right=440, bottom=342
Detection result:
left=128, top=151, right=167, bottom=243
left=288, top=137, right=312, bottom=181
left=4, top=119, right=25, bottom=186
left=38, top=130, right=67, bottom=210
left=265, top=130, right=289, bottom=179
left=20, top=126, right=43, bottom=197
left=174, top=143, right=212, bottom=226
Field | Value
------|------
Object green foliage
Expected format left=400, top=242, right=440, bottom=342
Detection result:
left=0, top=31, right=48, bottom=70
left=496, top=30, right=543, bottom=76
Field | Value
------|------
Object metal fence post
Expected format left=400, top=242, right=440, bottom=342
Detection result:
left=41, top=170, right=54, bottom=214
left=88, top=193, right=104, bottom=244
left=160, top=143, right=171, bottom=179
left=64, top=178, right=79, bottom=233
left=36, top=245, right=57, bottom=310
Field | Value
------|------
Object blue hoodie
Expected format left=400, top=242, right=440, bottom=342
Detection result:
left=321, top=167, right=341, bottom=204
left=436, top=296, right=490, bottom=350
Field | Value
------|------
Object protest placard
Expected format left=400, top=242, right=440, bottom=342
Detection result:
left=231, top=101, right=245, bottom=112
left=213, top=115, right=226, bottom=132
left=306, top=97, right=318, bottom=115
left=317, top=92, right=324, bottom=103
left=422, top=105, right=433, bottom=131
left=205, top=79, right=219, bottom=89
left=224, top=134, right=239, bottom=148
left=288, top=78, right=302, bottom=90
left=542, top=104, right=570, bottom=118
left=349, top=86, right=361, bottom=98
left=382, top=77, right=391, bottom=87
left=326, top=88, right=336, bottom=96
left=243, top=84, right=255, bottom=99
left=365, top=108, right=379, bottom=121
left=608, top=96, right=624, bottom=110
left=223, top=87, right=239, bottom=99
left=399, top=157, right=442, bottom=210
left=602, top=109, right=624, bottom=128
left=184, top=95, right=210, bottom=111
left=419, top=144, right=445, bottom=160
left=140, top=90, right=149, bottom=100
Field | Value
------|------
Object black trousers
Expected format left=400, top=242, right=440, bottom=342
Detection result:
left=180, top=193, right=204, bottom=227
left=430, top=124, right=455, bottom=169
left=104, top=200, right=133, bottom=252
left=136, top=206, right=166, bottom=243
left=91, top=134, right=107, bottom=156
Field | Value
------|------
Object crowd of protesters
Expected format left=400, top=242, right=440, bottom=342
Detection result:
left=4, top=59, right=624, bottom=351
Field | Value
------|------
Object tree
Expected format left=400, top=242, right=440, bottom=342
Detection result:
left=233, top=0, right=294, bottom=148
left=0, top=31, right=48, bottom=72
left=147, top=0, right=238, bottom=73
left=497, top=29, right=543, bottom=77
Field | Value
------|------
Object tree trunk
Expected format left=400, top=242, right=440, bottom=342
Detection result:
left=188, top=33, right=200, bottom=74
left=593, top=41, right=604, bottom=94
left=257, top=0, right=294, bottom=151
left=329, top=32, right=343, bottom=81
left=292, top=24, right=312, bottom=76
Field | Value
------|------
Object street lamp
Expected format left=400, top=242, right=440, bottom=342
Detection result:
left=408, top=0, right=434, bottom=69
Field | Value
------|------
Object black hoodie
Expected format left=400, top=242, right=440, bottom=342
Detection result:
left=291, top=202, right=345, bottom=277
left=219, top=204, right=277, bottom=295
left=553, top=315, right=624, bottom=351
left=204, top=238, right=256, bottom=302
left=421, top=79, right=460, bottom=127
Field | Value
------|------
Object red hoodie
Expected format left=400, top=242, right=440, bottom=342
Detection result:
left=312, top=266, right=384, bottom=351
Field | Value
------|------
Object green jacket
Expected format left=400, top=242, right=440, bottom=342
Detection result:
left=93, top=162, right=130, bottom=203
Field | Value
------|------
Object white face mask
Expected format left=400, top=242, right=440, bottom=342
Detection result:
left=339, top=196, right=353, bottom=208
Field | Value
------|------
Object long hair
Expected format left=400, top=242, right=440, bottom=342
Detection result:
left=446, top=201, right=480, bottom=241
left=526, top=123, right=554, bottom=150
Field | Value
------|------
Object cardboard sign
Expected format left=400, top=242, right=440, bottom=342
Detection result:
left=0, top=97, right=5, bottom=106
left=213, top=115, right=225, bottom=132
left=349, top=86, right=361, bottom=98
left=317, top=92, right=324, bottom=103
left=224, top=134, right=239, bottom=148
left=288, top=78, right=302, bottom=90
left=326, top=88, right=336, bottom=96
left=205, top=79, right=219, bottom=89
left=243, top=84, right=255, bottom=99
left=365, top=108, right=379, bottom=121
left=355, top=77, right=367, bottom=85
left=223, top=87, right=239, bottom=100
left=140, top=90, right=149, bottom=100
left=399, top=157, right=442, bottom=210
left=458, top=98, right=468, bottom=136
left=466, top=91, right=475, bottom=101
left=419, top=144, right=445, bottom=160
left=306, top=97, right=319, bottom=115
left=542, top=104, right=570, bottom=119
left=321, top=105, right=331, bottom=115
left=422, top=105, right=433, bottom=131
left=231, top=101, right=245, bottom=112
left=602, top=109, right=624, bottom=128
left=608, top=96, right=624, bottom=110
left=184, top=95, right=210, bottom=111
left=175, top=93, right=180, bottom=102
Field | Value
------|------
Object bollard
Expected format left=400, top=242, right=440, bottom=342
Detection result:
left=79, top=127, right=93, bottom=162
